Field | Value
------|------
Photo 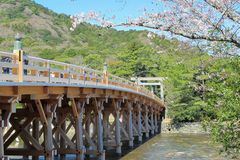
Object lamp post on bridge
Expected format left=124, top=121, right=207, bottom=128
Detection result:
left=103, top=62, right=108, bottom=85
left=13, top=33, right=24, bottom=82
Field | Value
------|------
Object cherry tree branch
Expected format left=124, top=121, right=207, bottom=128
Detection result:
left=204, top=0, right=240, bottom=24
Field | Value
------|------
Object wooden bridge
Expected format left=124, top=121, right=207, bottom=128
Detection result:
left=0, top=36, right=165, bottom=160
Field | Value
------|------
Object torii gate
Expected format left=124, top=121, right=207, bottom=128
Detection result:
left=131, top=77, right=166, bottom=101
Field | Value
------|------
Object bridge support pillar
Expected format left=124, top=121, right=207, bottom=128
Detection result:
left=44, top=104, right=54, bottom=160
left=84, top=109, right=92, bottom=158
left=127, top=102, right=133, bottom=148
left=59, top=116, right=66, bottom=160
left=137, top=104, right=142, bottom=142
left=113, top=100, right=121, bottom=155
left=144, top=106, right=149, bottom=138
left=103, top=111, right=110, bottom=141
left=95, top=99, right=105, bottom=160
left=154, top=110, right=158, bottom=133
left=150, top=107, right=155, bottom=135
left=0, top=110, right=4, bottom=160
left=23, top=104, right=31, bottom=160
left=32, top=119, right=40, bottom=160
left=74, top=100, right=85, bottom=160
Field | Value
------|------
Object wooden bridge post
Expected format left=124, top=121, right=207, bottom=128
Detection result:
left=44, top=103, right=54, bottom=160
left=85, top=110, right=91, bottom=151
left=14, top=34, right=24, bottom=82
left=103, top=111, right=110, bottom=141
left=59, top=116, right=66, bottom=160
left=150, top=107, right=155, bottom=135
left=103, top=62, right=108, bottom=85
left=144, top=106, right=149, bottom=138
left=127, top=102, right=134, bottom=148
left=75, top=100, right=86, bottom=160
left=32, top=119, right=40, bottom=160
left=0, top=110, right=4, bottom=160
left=154, top=108, right=159, bottom=133
left=137, top=104, right=142, bottom=142
left=113, top=100, right=122, bottom=155
left=95, top=99, right=105, bottom=160
left=23, top=104, right=31, bottom=160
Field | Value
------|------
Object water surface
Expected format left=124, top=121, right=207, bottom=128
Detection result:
left=121, top=133, right=225, bottom=160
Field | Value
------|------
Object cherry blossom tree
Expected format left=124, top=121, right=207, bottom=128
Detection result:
left=71, top=0, right=240, bottom=55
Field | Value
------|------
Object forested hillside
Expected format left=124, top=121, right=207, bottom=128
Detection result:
left=0, top=0, right=239, bottom=157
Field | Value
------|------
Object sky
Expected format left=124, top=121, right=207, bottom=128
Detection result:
left=34, top=0, right=159, bottom=30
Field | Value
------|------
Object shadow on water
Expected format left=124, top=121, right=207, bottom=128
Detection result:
left=9, top=133, right=227, bottom=160
left=9, top=133, right=157, bottom=160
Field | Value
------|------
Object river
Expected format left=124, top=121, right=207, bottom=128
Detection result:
left=121, top=133, right=227, bottom=160
left=8, top=133, right=228, bottom=160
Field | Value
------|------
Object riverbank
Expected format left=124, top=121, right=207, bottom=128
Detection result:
left=161, top=119, right=209, bottom=134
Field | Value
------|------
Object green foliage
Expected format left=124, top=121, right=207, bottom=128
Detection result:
left=84, top=54, right=104, bottom=70
left=202, top=58, right=240, bottom=158
left=39, top=49, right=61, bottom=60
left=12, top=23, right=32, bottom=33
left=0, top=37, right=4, bottom=44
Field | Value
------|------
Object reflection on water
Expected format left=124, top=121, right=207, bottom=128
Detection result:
left=121, top=133, right=226, bottom=160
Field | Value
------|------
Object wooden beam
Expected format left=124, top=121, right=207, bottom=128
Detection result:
left=70, top=98, right=79, bottom=118
left=5, top=149, right=44, bottom=156
left=35, top=99, right=48, bottom=126
left=4, top=117, right=34, bottom=149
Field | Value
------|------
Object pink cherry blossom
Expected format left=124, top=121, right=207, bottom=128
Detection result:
left=71, top=0, right=240, bottom=54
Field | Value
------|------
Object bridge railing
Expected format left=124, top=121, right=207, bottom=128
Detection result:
left=0, top=51, right=161, bottom=102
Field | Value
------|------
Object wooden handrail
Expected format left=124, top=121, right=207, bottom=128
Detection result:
left=0, top=51, right=162, bottom=102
